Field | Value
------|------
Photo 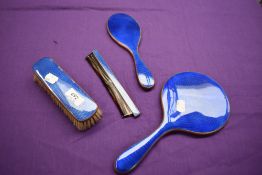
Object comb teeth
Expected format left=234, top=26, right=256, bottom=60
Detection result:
left=86, top=50, right=140, bottom=118
left=33, top=73, right=102, bottom=131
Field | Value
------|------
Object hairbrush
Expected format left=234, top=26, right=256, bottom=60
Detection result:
left=33, top=58, right=102, bottom=131
left=107, top=13, right=155, bottom=90
left=86, top=50, right=140, bottom=118
left=115, top=72, right=230, bottom=173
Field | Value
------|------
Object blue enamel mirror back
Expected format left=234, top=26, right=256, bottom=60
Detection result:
left=162, top=72, right=230, bottom=133
left=115, top=72, right=230, bottom=173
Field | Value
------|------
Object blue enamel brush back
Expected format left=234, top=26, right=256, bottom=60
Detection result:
left=108, top=13, right=155, bottom=89
left=108, top=13, right=140, bottom=51
left=33, top=58, right=98, bottom=121
left=162, top=72, right=230, bottom=133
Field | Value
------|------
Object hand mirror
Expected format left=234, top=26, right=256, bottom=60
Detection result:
left=115, top=72, right=230, bottom=173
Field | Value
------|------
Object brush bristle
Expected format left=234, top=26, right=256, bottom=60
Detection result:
left=33, top=74, right=102, bottom=131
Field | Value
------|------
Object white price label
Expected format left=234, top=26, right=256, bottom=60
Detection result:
left=65, top=88, right=84, bottom=106
left=176, top=100, right=185, bottom=112
left=45, top=73, right=58, bottom=84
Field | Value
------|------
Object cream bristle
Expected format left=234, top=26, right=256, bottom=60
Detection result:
left=33, top=73, right=102, bottom=131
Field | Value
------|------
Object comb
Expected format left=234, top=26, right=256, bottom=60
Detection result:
left=86, top=50, right=140, bottom=118
left=33, top=58, right=102, bottom=131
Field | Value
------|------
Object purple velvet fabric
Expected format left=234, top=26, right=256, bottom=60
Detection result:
left=0, top=0, right=262, bottom=174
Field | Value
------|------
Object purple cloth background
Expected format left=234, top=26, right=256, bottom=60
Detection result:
left=0, top=0, right=262, bottom=174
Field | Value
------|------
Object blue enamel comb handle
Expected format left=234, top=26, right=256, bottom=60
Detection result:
left=33, top=58, right=102, bottom=131
left=115, top=72, right=230, bottom=173
left=86, top=50, right=140, bottom=118
left=107, top=13, right=155, bottom=90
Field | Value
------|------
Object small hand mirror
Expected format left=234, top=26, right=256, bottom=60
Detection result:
left=107, top=13, right=155, bottom=89
left=115, top=72, right=230, bottom=173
